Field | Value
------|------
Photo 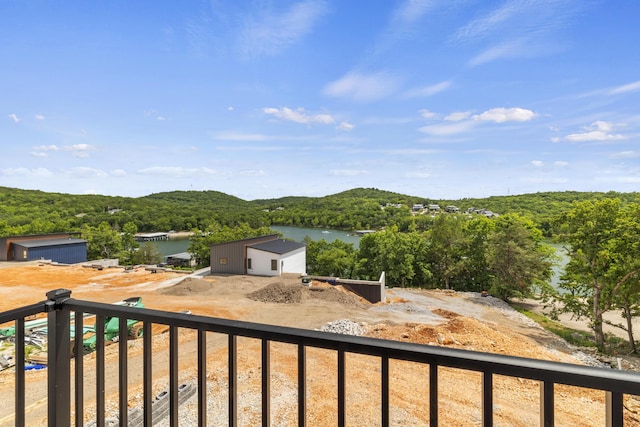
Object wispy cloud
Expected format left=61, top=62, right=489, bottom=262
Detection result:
left=0, top=167, right=52, bottom=177
left=565, top=121, right=627, bottom=142
left=468, top=39, right=526, bottom=66
left=329, top=169, right=368, bottom=176
left=137, top=166, right=219, bottom=178
left=240, top=0, right=329, bottom=57
left=403, top=80, right=452, bottom=98
left=35, top=114, right=45, bottom=120
left=420, top=107, right=536, bottom=135
left=324, top=71, right=400, bottom=102
left=606, top=80, right=640, bottom=96
left=8, top=114, right=20, bottom=123
left=30, top=144, right=96, bottom=158
left=263, top=107, right=335, bottom=125
left=63, top=167, right=108, bottom=178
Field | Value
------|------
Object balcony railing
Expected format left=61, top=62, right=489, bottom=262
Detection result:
left=1, top=288, right=640, bottom=426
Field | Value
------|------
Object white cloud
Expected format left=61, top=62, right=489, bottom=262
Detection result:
left=554, top=161, right=569, bottom=167
left=240, top=0, right=329, bottom=57
left=468, top=39, right=525, bottom=67
left=35, top=114, right=45, bottom=120
left=240, top=169, right=266, bottom=176
left=336, top=121, right=354, bottom=131
left=263, top=107, right=335, bottom=125
left=419, top=120, right=476, bottom=136
left=64, top=167, right=108, bottom=178
left=565, top=121, right=626, bottom=142
left=531, top=160, right=544, bottom=167
left=110, top=169, right=127, bottom=177
left=610, top=151, right=639, bottom=159
left=473, top=107, right=536, bottom=123
left=33, top=145, right=60, bottom=152
left=329, top=169, right=368, bottom=176
left=419, top=109, right=438, bottom=119
left=323, top=71, right=399, bottom=102
left=405, top=170, right=431, bottom=178
left=8, top=114, right=20, bottom=123
left=0, top=167, right=52, bottom=177
left=213, top=131, right=269, bottom=141
left=137, top=166, right=219, bottom=178
left=607, top=80, right=640, bottom=96
left=445, top=111, right=472, bottom=122
left=403, top=80, right=452, bottom=98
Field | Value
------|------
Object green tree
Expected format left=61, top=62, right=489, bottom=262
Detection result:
left=131, top=242, right=162, bottom=265
left=555, top=199, right=621, bottom=349
left=84, top=222, right=123, bottom=260
left=356, top=228, right=430, bottom=287
left=304, top=238, right=356, bottom=277
left=486, top=214, right=553, bottom=301
left=120, top=222, right=139, bottom=264
left=426, top=214, right=467, bottom=289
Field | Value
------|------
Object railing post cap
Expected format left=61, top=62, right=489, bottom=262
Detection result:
left=46, top=288, right=72, bottom=302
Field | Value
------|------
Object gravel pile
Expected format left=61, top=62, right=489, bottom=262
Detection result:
left=319, top=319, right=366, bottom=336
left=469, top=293, right=542, bottom=329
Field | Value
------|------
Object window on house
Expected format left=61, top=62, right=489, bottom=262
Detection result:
left=247, top=258, right=252, bottom=269
left=219, top=258, right=227, bottom=265
left=271, top=259, right=277, bottom=271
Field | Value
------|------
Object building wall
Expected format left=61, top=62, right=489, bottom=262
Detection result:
left=13, top=242, right=87, bottom=264
left=246, top=246, right=306, bottom=277
left=210, top=234, right=279, bottom=275
left=0, top=233, right=73, bottom=261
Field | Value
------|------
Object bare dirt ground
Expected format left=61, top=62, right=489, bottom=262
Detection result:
left=0, top=262, right=639, bottom=426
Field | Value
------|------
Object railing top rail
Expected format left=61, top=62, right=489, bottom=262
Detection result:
left=62, top=295, right=640, bottom=395
left=0, top=301, right=47, bottom=325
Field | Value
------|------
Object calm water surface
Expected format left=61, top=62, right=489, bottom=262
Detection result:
left=153, top=226, right=361, bottom=257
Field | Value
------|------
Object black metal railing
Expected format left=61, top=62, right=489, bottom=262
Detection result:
left=1, top=288, right=640, bottom=426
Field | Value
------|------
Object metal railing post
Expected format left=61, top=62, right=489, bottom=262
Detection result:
left=46, top=289, right=72, bottom=427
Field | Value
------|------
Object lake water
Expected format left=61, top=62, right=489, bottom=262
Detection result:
left=153, top=226, right=361, bottom=257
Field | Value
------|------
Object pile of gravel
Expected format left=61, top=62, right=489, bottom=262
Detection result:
left=319, top=319, right=366, bottom=336
left=247, top=282, right=304, bottom=304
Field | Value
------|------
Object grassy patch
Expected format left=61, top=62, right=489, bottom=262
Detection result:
left=512, top=305, right=596, bottom=348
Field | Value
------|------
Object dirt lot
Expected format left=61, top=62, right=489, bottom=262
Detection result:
left=0, top=262, right=639, bottom=426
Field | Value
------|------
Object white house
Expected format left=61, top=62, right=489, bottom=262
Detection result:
left=246, top=239, right=306, bottom=277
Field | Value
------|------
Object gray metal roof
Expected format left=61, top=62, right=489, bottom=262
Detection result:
left=165, top=252, right=193, bottom=260
left=13, top=238, right=87, bottom=248
left=248, top=239, right=305, bottom=255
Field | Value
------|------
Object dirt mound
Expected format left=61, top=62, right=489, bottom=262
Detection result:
left=247, top=281, right=366, bottom=307
left=247, top=281, right=304, bottom=303
left=158, top=277, right=214, bottom=296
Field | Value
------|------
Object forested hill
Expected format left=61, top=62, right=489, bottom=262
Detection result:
left=0, top=186, right=638, bottom=236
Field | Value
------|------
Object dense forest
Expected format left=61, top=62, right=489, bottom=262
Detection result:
left=2, top=186, right=640, bottom=352
left=1, top=185, right=638, bottom=236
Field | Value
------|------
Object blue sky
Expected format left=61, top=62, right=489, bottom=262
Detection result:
left=2, top=0, right=639, bottom=200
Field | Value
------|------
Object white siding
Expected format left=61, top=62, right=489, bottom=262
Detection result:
left=247, top=247, right=306, bottom=277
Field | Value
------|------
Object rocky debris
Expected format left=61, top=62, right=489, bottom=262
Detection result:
left=319, top=319, right=366, bottom=336
left=158, top=277, right=213, bottom=296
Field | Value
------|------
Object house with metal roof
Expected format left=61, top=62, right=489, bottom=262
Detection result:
left=3, top=236, right=87, bottom=264
left=210, top=234, right=306, bottom=276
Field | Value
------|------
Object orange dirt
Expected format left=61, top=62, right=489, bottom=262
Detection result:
left=0, top=262, right=639, bottom=426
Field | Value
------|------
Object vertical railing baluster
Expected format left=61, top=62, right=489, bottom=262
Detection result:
left=143, top=322, right=153, bottom=426
left=262, top=339, right=271, bottom=427
left=46, top=289, right=71, bottom=427
left=606, top=391, right=624, bottom=427
left=430, top=363, right=438, bottom=427
left=169, top=325, right=179, bottom=427
left=15, top=317, right=25, bottom=427
left=338, top=348, right=346, bottom=427
left=198, top=329, right=207, bottom=426
left=96, top=314, right=105, bottom=427
left=381, top=356, right=389, bottom=427
left=540, top=381, right=554, bottom=427
left=74, top=311, right=84, bottom=427
left=229, top=334, right=238, bottom=427
left=118, top=316, right=128, bottom=426
left=298, top=344, right=306, bottom=427
left=482, top=372, right=493, bottom=427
